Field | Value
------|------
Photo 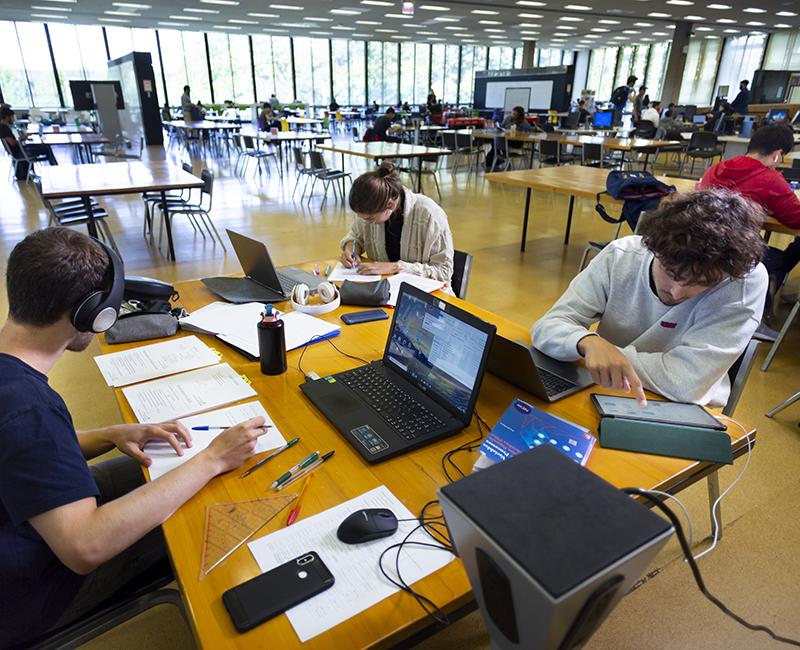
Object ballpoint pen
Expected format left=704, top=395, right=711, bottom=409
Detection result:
left=286, top=474, right=313, bottom=526
left=324, top=264, right=331, bottom=276
left=192, top=424, right=273, bottom=431
left=276, top=451, right=335, bottom=491
left=240, top=436, right=300, bottom=478
left=270, top=450, right=319, bottom=489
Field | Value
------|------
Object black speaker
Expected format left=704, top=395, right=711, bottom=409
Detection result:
left=438, top=445, right=673, bottom=650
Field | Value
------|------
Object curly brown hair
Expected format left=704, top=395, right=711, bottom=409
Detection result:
left=637, top=189, right=765, bottom=285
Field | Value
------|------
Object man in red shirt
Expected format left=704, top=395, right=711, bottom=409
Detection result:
left=698, top=124, right=800, bottom=336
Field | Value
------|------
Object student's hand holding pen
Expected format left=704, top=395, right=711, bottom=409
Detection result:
left=204, top=416, right=271, bottom=475
left=341, top=240, right=360, bottom=268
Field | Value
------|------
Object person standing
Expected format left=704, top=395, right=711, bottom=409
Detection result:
left=180, top=85, right=193, bottom=118
left=632, top=86, right=649, bottom=125
left=611, top=75, right=637, bottom=126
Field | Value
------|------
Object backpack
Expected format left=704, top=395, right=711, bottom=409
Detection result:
left=595, top=170, right=675, bottom=230
left=611, top=86, right=630, bottom=106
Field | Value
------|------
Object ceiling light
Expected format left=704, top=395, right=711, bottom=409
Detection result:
left=622, top=29, right=640, bottom=33
left=651, top=31, right=669, bottom=35
left=159, top=21, right=189, bottom=25
left=612, top=35, right=627, bottom=39
left=705, top=34, right=719, bottom=38
left=520, top=30, right=540, bottom=34
left=184, top=8, right=218, bottom=13
left=640, top=37, right=653, bottom=41
left=433, top=16, right=460, bottom=21
left=351, top=32, right=370, bottom=36
left=745, top=20, right=765, bottom=25
left=479, top=20, right=501, bottom=24
left=518, top=22, right=541, bottom=26
left=648, top=12, right=670, bottom=17
left=330, top=8, right=360, bottom=14
left=375, top=27, right=397, bottom=32
left=695, top=26, right=713, bottom=30
left=707, top=3, right=731, bottom=8
left=488, top=34, right=507, bottom=38
left=417, top=30, right=435, bottom=34
left=583, top=33, right=600, bottom=37
left=391, top=34, right=411, bottom=38
left=308, top=30, right=330, bottom=34
left=214, top=24, right=241, bottom=28
left=113, top=2, right=151, bottom=7
left=483, top=27, right=503, bottom=32
left=666, top=0, right=693, bottom=4
left=200, top=0, right=239, bottom=4
left=776, top=11, right=798, bottom=16
left=471, top=9, right=499, bottom=14
left=32, top=13, right=68, bottom=18
left=564, top=4, right=592, bottom=9
left=444, top=25, right=466, bottom=29
left=558, top=25, right=577, bottom=29
left=229, top=18, right=257, bottom=23
left=684, top=15, right=705, bottom=20
left=306, top=16, right=332, bottom=20
left=33, top=0, right=75, bottom=3
left=598, top=18, right=620, bottom=24
left=104, top=10, right=140, bottom=15
left=262, top=27, right=288, bottom=31
left=331, top=25, right=355, bottom=29
left=461, top=38, right=477, bottom=42
left=31, top=5, right=71, bottom=10
left=356, top=19, right=381, bottom=24
left=98, top=17, right=130, bottom=21
left=418, top=4, right=450, bottom=10
left=559, top=16, right=583, bottom=21
left=743, top=7, right=766, bottom=12
left=384, top=13, right=407, bottom=17
left=517, top=0, right=546, bottom=4
left=270, top=3, right=303, bottom=8
left=634, top=21, right=653, bottom=26
left=722, top=28, right=739, bottom=32
left=519, top=12, right=543, bottom=18
left=590, top=27, right=609, bottom=31
left=715, top=17, right=734, bottom=22
left=361, top=0, right=392, bottom=4
left=775, top=23, right=792, bottom=28
left=171, top=14, right=200, bottom=19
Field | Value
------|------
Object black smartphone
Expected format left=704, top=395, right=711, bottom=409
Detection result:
left=340, top=309, right=389, bottom=325
left=222, top=552, right=334, bottom=633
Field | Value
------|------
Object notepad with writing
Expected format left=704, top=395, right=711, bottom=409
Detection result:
left=475, top=398, right=595, bottom=471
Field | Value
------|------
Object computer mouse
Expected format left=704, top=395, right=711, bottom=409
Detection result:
left=337, top=508, right=399, bottom=544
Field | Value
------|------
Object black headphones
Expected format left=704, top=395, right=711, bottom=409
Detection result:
left=71, top=240, right=125, bottom=333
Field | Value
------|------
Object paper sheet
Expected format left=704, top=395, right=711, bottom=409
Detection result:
left=121, top=363, right=256, bottom=423
left=94, top=335, right=220, bottom=387
left=386, top=273, right=446, bottom=307
left=247, top=485, right=454, bottom=642
left=327, top=261, right=381, bottom=283
left=180, top=303, right=340, bottom=356
left=145, top=401, right=286, bottom=480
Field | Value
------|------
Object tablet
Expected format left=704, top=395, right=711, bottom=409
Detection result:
left=590, top=394, right=726, bottom=431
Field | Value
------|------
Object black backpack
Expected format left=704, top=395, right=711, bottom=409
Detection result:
left=595, top=170, right=675, bottom=230
left=611, top=86, right=629, bottom=105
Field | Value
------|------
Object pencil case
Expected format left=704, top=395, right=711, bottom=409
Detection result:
left=339, top=279, right=391, bottom=307
left=105, top=313, right=179, bottom=344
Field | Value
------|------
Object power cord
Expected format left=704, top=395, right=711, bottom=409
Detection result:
left=441, top=411, right=491, bottom=483
left=623, top=488, right=800, bottom=647
left=296, top=333, right=370, bottom=380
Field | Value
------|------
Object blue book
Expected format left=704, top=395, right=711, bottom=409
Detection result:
left=476, top=398, right=595, bottom=469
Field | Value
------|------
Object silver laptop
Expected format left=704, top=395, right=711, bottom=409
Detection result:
left=201, top=230, right=321, bottom=303
left=487, top=335, right=593, bottom=402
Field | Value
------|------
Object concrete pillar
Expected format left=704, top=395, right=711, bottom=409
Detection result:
left=660, top=21, right=692, bottom=104
left=522, top=41, right=536, bottom=68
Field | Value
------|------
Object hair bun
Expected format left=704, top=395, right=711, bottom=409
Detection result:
left=377, top=161, right=397, bottom=178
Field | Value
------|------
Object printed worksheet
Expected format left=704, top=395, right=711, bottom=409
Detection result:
left=327, top=262, right=381, bottom=283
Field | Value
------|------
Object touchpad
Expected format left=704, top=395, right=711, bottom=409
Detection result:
left=317, top=390, right=365, bottom=413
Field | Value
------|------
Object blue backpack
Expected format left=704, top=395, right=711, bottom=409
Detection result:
left=595, top=170, right=675, bottom=230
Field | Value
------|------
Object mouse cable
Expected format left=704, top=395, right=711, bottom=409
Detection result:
left=296, top=333, right=370, bottom=380
left=623, top=487, right=800, bottom=647
left=692, top=415, right=753, bottom=561
left=441, top=411, right=490, bottom=483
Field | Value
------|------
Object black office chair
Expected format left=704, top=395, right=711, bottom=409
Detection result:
left=562, top=110, right=581, bottom=130
left=633, top=120, right=656, bottom=138
left=450, top=250, right=473, bottom=300
left=679, top=132, right=724, bottom=177
left=779, top=166, right=800, bottom=183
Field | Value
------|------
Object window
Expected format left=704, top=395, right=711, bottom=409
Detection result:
left=48, top=24, right=108, bottom=101
left=414, top=43, right=430, bottom=105
left=587, top=46, right=618, bottom=102
left=645, top=42, right=670, bottom=101
left=474, top=46, right=487, bottom=75
left=764, top=30, right=800, bottom=69
left=514, top=47, right=523, bottom=68
left=679, top=37, right=723, bottom=105
left=16, top=22, right=60, bottom=106
left=332, top=39, right=350, bottom=105
left=349, top=40, right=366, bottom=105
left=459, top=45, right=475, bottom=104
left=0, top=21, right=31, bottom=106
left=562, top=51, right=574, bottom=66
left=158, top=29, right=211, bottom=105
left=443, top=44, right=459, bottom=104
left=272, top=37, right=294, bottom=102
left=716, top=34, right=765, bottom=102
left=293, top=37, right=330, bottom=106
left=230, top=34, right=253, bottom=104
left=430, top=43, right=445, bottom=102
left=614, top=46, right=633, bottom=89
left=105, top=26, right=135, bottom=61
left=367, top=41, right=383, bottom=104
left=382, top=42, right=398, bottom=105
left=207, top=33, right=234, bottom=104
left=131, top=28, right=164, bottom=104
left=539, top=48, right=563, bottom=67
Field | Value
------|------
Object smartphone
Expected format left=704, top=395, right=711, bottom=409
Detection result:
left=222, top=552, right=334, bottom=633
left=341, top=309, right=389, bottom=325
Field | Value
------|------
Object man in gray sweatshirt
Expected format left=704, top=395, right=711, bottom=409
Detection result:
left=531, top=190, right=767, bottom=407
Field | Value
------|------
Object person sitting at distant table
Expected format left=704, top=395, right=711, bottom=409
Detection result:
left=339, top=162, right=454, bottom=282
left=577, top=100, right=591, bottom=125
left=531, top=190, right=767, bottom=406
left=0, top=107, right=57, bottom=179
left=258, top=102, right=280, bottom=130
left=160, top=102, right=171, bottom=122
left=486, top=105, right=534, bottom=169
left=329, top=98, right=340, bottom=112
left=372, top=107, right=403, bottom=142
left=639, top=100, right=661, bottom=128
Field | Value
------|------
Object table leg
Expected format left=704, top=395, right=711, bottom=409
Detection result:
left=564, top=195, right=575, bottom=246
left=341, top=152, right=346, bottom=172
left=520, top=188, right=532, bottom=252
left=82, top=195, right=99, bottom=239
left=529, top=143, right=536, bottom=169
left=417, top=157, right=423, bottom=194
left=162, top=189, right=176, bottom=262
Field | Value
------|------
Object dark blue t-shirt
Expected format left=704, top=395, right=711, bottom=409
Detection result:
left=0, top=353, right=99, bottom=645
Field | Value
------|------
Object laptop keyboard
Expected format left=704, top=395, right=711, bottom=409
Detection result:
left=276, top=273, right=296, bottom=294
left=340, top=366, right=445, bottom=441
left=538, top=366, right=577, bottom=397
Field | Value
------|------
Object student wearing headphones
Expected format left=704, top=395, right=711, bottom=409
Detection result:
left=0, top=228, right=267, bottom=645
left=339, top=162, right=454, bottom=282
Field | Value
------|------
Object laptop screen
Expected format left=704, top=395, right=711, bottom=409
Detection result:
left=592, top=111, right=613, bottom=128
left=385, top=287, right=492, bottom=418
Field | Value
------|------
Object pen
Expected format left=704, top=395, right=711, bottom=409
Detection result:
left=270, top=450, right=319, bottom=489
left=286, top=474, right=313, bottom=526
left=193, top=424, right=273, bottom=431
left=352, top=239, right=359, bottom=267
left=324, top=264, right=331, bottom=276
left=276, top=450, right=335, bottom=491
left=313, top=264, right=320, bottom=276
left=240, top=436, right=300, bottom=478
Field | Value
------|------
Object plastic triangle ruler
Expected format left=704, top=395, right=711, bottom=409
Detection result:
left=200, top=493, right=297, bottom=579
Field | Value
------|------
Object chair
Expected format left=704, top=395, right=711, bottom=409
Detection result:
left=490, top=134, right=526, bottom=172
left=306, top=151, right=350, bottom=203
left=577, top=193, right=629, bottom=271
left=142, top=162, right=196, bottom=237
left=633, top=120, right=656, bottom=138
left=538, top=140, right=576, bottom=166
left=157, top=169, right=226, bottom=252
left=440, top=130, right=467, bottom=171
left=400, top=154, right=442, bottom=201
left=94, top=135, right=144, bottom=161
left=760, top=295, right=799, bottom=371
left=450, top=250, right=473, bottom=300
left=454, top=130, right=485, bottom=173
left=779, top=166, right=800, bottom=183
left=235, top=134, right=276, bottom=176
left=562, top=110, right=581, bottom=130
left=291, top=146, right=320, bottom=199
left=2, top=137, right=49, bottom=181
left=351, top=126, right=361, bottom=142
left=581, top=142, right=606, bottom=168
left=678, top=132, right=724, bottom=177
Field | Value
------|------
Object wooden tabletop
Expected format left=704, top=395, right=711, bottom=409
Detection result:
left=287, top=117, right=324, bottom=124
left=317, top=142, right=451, bottom=159
left=240, top=128, right=332, bottom=142
left=471, top=129, right=679, bottom=151
left=38, top=161, right=204, bottom=199
left=32, top=133, right=110, bottom=146
left=164, top=120, right=241, bottom=130
left=100, top=273, right=755, bottom=649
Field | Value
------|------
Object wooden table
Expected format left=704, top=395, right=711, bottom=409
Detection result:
left=240, top=128, right=332, bottom=174
left=164, top=120, right=241, bottom=131
left=317, top=142, right=451, bottom=193
left=38, top=161, right=204, bottom=261
left=31, top=132, right=110, bottom=164
left=287, top=116, right=324, bottom=130
left=101, top=275, right=756, bottom=649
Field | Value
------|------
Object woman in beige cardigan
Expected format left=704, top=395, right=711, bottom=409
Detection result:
left=339, top=162, right=454, bottom=282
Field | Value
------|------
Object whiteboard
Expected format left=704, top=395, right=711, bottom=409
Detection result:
left=486, top=80, right=554, bottom=110
left=504, top=88, right=531, bottom=114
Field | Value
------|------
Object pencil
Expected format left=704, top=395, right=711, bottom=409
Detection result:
left=286, top=474, right=313, bottom=526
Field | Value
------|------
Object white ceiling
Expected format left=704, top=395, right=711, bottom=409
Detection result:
left=0, top=0, right=798, bottom=49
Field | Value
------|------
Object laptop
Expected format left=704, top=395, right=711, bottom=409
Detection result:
left=201, top=230, right=321, bottom=303
left=301, top=283, right=496, bottom=463
left=487, top=335, right=593, bottom=402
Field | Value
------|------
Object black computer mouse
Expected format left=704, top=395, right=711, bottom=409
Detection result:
left=337, top=508, right=399, bottom=544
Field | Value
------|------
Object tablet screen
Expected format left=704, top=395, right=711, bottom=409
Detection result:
left=592, top=394, right=724, bottom=430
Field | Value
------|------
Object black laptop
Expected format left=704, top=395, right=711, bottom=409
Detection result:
left=301, top=283, right=496, bottom=463
left=487, top=335, right=594, bottom=402
left=201, top=230, right=321, bottom=303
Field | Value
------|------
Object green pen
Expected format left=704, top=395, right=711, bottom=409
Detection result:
left=240, top=436, right=300, bottom=478
left=270, top=450, right=319, bottom=489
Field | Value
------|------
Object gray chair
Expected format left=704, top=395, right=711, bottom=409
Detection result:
left=450, top=250, right=473, bottom=300
left=158, top=169, right=226, bottom=252
left=306, top=151, right=350, bottom=203
left=761, top=295, right=799, bottom=371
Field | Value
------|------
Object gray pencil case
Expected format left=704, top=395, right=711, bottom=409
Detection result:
left=105, top=313, right=179, bottom=344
